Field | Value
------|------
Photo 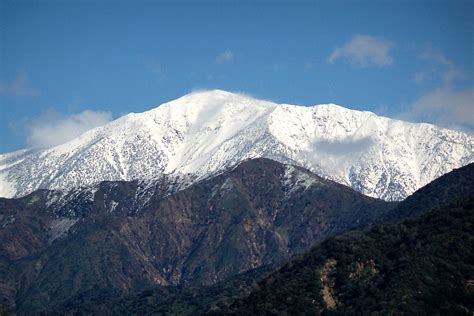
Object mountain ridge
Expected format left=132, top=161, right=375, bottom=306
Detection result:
left=31, top=160, right=474, bottom=315
left=0, top=158, right=394, bottom=313
left=1, top=90, right=473, bottom=200
left=226, top=196, right=474, bottom=315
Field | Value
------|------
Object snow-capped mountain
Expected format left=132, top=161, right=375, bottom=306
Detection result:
left=1, top=90, right=473, bottom=201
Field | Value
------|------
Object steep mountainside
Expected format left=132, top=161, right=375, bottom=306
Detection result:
left=47, top=161, right=474, bottom=315
left=0, top=158, right=393, bottom=314
left=385, top=162, right=474, bottom=220
left=1, top=90, right=472, bottom=200
left=226, top=197, right=474, bottom=315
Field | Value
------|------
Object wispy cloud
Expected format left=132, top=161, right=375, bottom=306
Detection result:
left=414, top=50, right=469, bottom=85
left=406, top=49, right=472, bottom=131
left=441, top=67, right=469, bottom=83
left=404, top=86, right=474, bottom=131
left=328, top=34, right=395, bottom=67
left=0, top=71, right=40, bottom=96
left=26, top=110, right=112, bottom=148
left=216, top=50, right=234, bottom=64
left=313, top=136, right=375, bottom=156
left=419, top=51, right=453, bottom=66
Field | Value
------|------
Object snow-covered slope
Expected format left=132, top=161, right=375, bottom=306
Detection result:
left=1, top=90, right=473, bottom=201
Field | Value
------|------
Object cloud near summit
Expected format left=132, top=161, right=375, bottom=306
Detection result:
left=328, top=34, right=395, bottom=67
left=313, top=136, right=375, bottom=156
left=405, top=86, right=474, bottom=131
left=26, top=110, right=112, bottom=148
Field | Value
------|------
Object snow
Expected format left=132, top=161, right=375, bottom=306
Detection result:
left=0, top=173, right=16, bottom=198
left=1, top=89, right=473, bottom=201
left=219, top=177, right=235, bottom=194
left=282, top=165, right=324, bottom=197
left=108, top=200, right=119, bottom=213
left=1, top=215, right=15, bottom=228
left=49, top=218, right=78, bottom=243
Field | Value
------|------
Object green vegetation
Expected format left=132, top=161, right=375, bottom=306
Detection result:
left=52, top=266, right=272, bottom=315
left=227, top=197, right=474, bottom=315
left=385, top=162, right=474, bottom=221
left=0, top=304, right=14, bottom=316
left=53, top=197, right=474, bottom=315
left=1, top=160, right=472, bottom=315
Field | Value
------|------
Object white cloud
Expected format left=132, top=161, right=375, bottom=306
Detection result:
left=26, top=110, right=112, bottom=148
left=328, top=34, right=395, bottom=67
left=313, top=136, right=375, bottom=156
left=442, top=67, right=469, bottom=83
left=216, top=50, right=234, bottom=64
left=419, top=51, right=453, bottom=66
left=415, top=51, right=469, bottom=85
left=0, top=71, right=39, bottom=96
left=406, top=86, right=474, bottom=130
left=408, top=50, right=472, bottom=131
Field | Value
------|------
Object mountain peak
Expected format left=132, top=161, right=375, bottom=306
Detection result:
left=183, top=89, right=241, bottom=98
left=167, top=89, right=260, bottom=106
left=0, top=91, right=472, bottom=200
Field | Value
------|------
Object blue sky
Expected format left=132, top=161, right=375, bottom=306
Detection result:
left=1, top=0, right=472, bottom=153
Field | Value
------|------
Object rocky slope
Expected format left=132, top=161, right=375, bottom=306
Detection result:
left=1, top=90, right=472, bottom=201
left=44, top=162, right=474, bottom=315
left=0, top=158, right=393, bottom=314
left=227, top=197, right=474, bottom=315
left=385, top=161, right=474, bottom=220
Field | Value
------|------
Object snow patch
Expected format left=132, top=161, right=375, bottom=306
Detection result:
left=0, top=172, right=16, bottom=198
left=108, top=200, right=119, bottom=213
left=282, top=165, right=323, bottom=196
left=220, top=177, right=235, bottom=193
left=49, top=218, right=78, bottom=243
left=1, top=215, right=15, bottom=228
